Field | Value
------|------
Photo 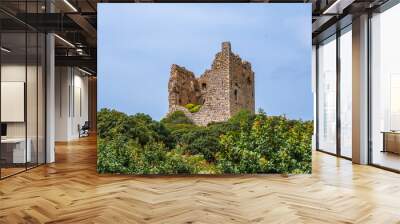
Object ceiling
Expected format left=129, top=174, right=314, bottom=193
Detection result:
left=0, top=0, right=392, bottom=75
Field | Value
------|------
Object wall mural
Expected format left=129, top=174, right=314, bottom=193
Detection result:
left=97, top=3, right=313, bottom=174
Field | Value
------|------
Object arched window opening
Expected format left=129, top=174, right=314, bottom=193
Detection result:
left=202, top=83, right=207, bottom=90
left=234, top=89, right=238, bottom=102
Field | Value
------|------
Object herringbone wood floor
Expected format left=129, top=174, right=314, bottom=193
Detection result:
left=1, top=136, right=400, bottom=224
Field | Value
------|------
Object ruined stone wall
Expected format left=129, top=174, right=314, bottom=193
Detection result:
left=197, top=42, right=232, bottom=122
left=169, top=104, right=228, bottom=126
left=167, top=42, right=255, bottom=126
left=229, top=54, right=255, bottom=116
left=168, top=64, right=202, bottom=111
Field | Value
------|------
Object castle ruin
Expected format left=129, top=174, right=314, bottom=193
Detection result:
left=168, top=42, right=255, bottom=126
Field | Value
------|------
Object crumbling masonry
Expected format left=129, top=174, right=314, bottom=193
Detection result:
left=168, top=42, right=255, bottom=126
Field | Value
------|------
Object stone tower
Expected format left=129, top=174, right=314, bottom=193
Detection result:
left=168, top=42, right=255, bottom=126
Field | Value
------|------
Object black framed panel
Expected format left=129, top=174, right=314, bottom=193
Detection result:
left=368, top=0, right=400, bottom=172
left=315, top=21, right=353, bottom=161
left=315, top=44, right=319, bottom=151
left=367, top=12, right=372, bottom=166
left=0, top=0, right=47, bottom=180
left=336, top=29, right=341, bottom=157
left=316, top=34, right=337, bottom=155
left=338, top=24, right=353, bottom=159
left=0, top=25, right=29, bottom=178
left=316, top=0, right=400, bottom=169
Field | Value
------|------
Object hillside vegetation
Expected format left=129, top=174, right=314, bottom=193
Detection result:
left=97, top=108, right=313, bottom=174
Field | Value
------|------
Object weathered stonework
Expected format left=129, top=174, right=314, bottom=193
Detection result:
left=168, top=42, right=255, bottom=126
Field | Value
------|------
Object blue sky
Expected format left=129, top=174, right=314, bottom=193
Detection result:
left=98, top=3, right=312, bottom=120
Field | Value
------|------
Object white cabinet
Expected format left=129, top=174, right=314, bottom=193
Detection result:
left=1, top=138, right=32, bottom=163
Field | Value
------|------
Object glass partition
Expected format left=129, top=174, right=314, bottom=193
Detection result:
left=339, top=26, right=352, bottom=158
left=371, top=3, right=400, bottom=171
left=0, top=31, right=28, bottom=177
left=0, top=2, right=46, bottom=179
left=317, top=35, right=337, bottom=154
left=27, top=31, right=38, bottom=169
left=38, top=32, right=46, bottom=165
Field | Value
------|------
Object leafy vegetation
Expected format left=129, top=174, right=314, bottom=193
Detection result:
left=97, top=108, right=313, bottom=174
left=160, top=110, right=192, bottom=125
left=185, top=103, right=202, bottom=113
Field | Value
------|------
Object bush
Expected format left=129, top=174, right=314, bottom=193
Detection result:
left=217, top=114, right=312, bottom=174
left=161, top=111, right=193, bottom=125
left=97, top=108, right=128, bottom=140
left=97, top=137, right=215, bottom=174
left=178, top=127, right=222, bottom=162
left=227, top=109, right=256, bottom=132
left=185, top=103, right=195, bottom=110
left=189, top=105, right=201, bottom=113
left=97, top=108, right=172, bottom=147
left=97, top=136, right=140, bottom=174
left=97, top=108, right=313, bottom=174
left=184, top=103, right=202, bottom=113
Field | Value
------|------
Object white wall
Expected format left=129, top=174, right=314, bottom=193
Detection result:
left=312, top=45, right=316, bottom=150
left=55, top=67, right=89, bottom=141
left=1, top=65, right=39, bottom=138
left=1, top=63, right=46, bottom=164
left=1, top=65, right=26, bottom=139
left=73, top=72, right=89, bottom=138
left=55, top=66, right=69, bottom=141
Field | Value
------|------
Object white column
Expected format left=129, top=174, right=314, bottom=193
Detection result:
left=312, top=45, right=317, bottom=151
left=46, top=32, right=55, bottom=163
left=352, top=14, right=369, bottom=164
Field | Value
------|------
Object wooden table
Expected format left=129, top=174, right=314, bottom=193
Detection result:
left=382, top=131, right=400, bottom=154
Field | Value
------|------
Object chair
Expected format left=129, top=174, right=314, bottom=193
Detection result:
left=79, top=121, right=90, bottom=138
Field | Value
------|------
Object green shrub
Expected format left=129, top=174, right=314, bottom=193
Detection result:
left=97, top=136, right=141, bottom=174
left=178, top=128, right=222, bottom=162
left=97, top=109, right=172, bottom=147
left=189, top=105, right=201, bottom=113
left=167, top=123, right=198, bottom=148
left=185, top=103, right=195, bottom=110
left=161, top=111, right=193, bottom=125
left=97, top=108, right=128, bottom=140
left=97, top=108, right=313, bottom=174
left=217, top=114, right=312, bottom=174
left=227, top=109, right=256, bottom=132
left=184, top=103, right=202, bottom=113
